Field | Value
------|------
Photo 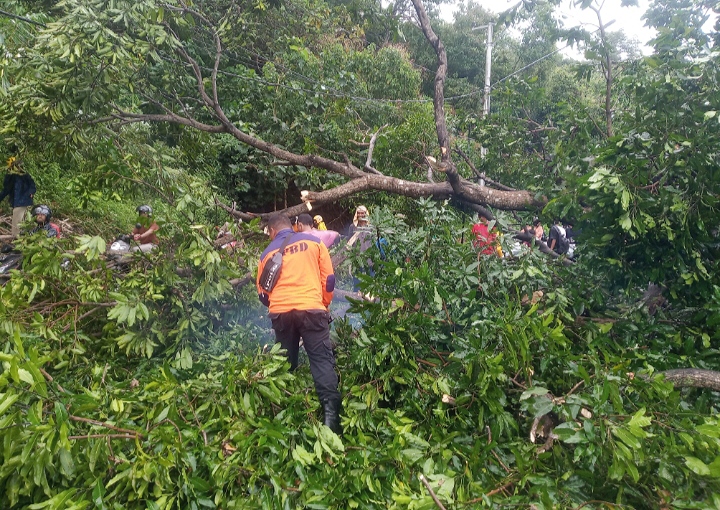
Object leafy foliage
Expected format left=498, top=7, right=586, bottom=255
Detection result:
left=2, top=0, right=720, bottom=508
left=1, top=202, right=720, bottom=509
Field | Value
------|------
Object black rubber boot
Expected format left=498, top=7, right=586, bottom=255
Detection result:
left=323, top=398, right=342, bottom=435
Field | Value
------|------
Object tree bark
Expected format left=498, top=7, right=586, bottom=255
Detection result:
left=660, top=369, right=720, bottom=391
left=590, top=5, right=613, bottom=138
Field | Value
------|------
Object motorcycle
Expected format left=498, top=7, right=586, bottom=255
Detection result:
left=108, top=233, right=133, bottom=256
left=0, top=243, right=22, bottom=281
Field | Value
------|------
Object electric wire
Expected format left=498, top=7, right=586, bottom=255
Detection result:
left=175, top=18, right=588, bottom=105
left=3, top=3, right=597, bottom=107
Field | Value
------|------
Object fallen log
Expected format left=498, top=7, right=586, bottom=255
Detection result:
left=660, top=369, right=720, bottom=392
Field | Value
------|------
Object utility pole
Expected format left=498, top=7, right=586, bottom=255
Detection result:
left=472, top=23, right=494, bottom=117
left=472, top=23, right=494, bottom=163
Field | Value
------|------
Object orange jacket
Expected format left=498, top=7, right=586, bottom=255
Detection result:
left=257, top=229, right=335, bottom=313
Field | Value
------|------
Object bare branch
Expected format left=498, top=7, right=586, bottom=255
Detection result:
left=69, top=415, right=144, bottom=438
left=411, top=0, right=450, bottom=161
left=94, top=110, right=226, bottom=133
left=364, top=124, right=388, bottom=174
left=589, top=4, right=613, bottom=137
left=418, top=474, right=448, bottom=510
left=454, top=148, right=516, bottom=191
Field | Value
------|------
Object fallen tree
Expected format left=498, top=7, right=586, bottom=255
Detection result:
left=82, top=0, right=545, bottom=219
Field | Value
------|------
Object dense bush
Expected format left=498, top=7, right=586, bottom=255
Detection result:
left=1, top=201, right=719, bottom=509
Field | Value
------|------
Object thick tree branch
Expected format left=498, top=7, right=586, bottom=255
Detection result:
left=411, top=0, right=449, bottom=161
left=661, top=369, right=720, bottom=391
left=514, top=231, right=573, bottom=266
left=411, top=0, right=469, bottom=202
left=590, top=5, right=613, bottom=138
left=95, top=0, right=546, bottom=214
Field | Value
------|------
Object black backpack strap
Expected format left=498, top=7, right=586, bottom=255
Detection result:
left=277, top=232, right=294, bottom=257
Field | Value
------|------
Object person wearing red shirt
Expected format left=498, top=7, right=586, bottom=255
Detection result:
left=472, top=218, right=497, bottom=256
left=132, top=205, right=160, bottom=252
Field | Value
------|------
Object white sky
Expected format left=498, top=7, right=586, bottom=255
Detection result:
left=442, top=0, right=657, bottom=56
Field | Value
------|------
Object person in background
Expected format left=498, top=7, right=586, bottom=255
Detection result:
left=296, top=213, right=339, bottom=248
left=472, top=217, right=498, bottom=256
left=132, top=205, right=160, bottom=252
left=29, top=204, right=60, bottom=238
left=0, top=156, right=36, bottom=237
left=522, top=224, right=535, bottom=247
left=533, top=218, right=544, bottom=241
left=257, top=213, right=341, bottom=433
left=314, top=215, right=328, bottom=230
left=548, top=219, right=569, bottom=255
left=565, top=222, right=580, bottom=259
left=348, top=205, right=370, bottom=237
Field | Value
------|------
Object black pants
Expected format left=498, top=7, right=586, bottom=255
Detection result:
left=270, top=309, right=340, bottom=404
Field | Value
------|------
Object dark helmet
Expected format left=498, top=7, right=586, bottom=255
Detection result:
left=136, top=205, right=153, bottom=216
left=32, top=204, right=52, bottom=220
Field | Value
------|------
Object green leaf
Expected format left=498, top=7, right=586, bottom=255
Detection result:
left=291, top=445, right=316, bottom=466
left=685, top=456, right=710, bottom=476
left=531, top=398, right=554, bottom=419
left=628, top=408, right=652, bottom=429
left=621, top=189, right=630, bottom=210
left=697, top=424, right=720, bottom=438
left=520, top=387, right=550, bottom=400
left=619, top=214, right=632, bottom=231
left=612, top=427, right=641, bottom=449
left=401, top=448, right=425, bottom=464
left=59, top=447, right=76, bottom=477
left=0, top=393, right=19, bottom=417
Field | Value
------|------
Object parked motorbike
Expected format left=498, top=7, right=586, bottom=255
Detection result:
left=108, top=233, right=133, bottom=256
left=0, top=243, right=22, bottom=280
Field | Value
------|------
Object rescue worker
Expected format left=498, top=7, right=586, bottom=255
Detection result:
left=29, top=205, right=61, bottom=238
left=0, top=157, right=36, bottom=237
left=257, top=213, right=341, bottom=433
left=132, top=205, right=160, bottom=252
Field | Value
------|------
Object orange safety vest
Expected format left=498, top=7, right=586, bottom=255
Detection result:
left=257, top=229, right=335, bottom=313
